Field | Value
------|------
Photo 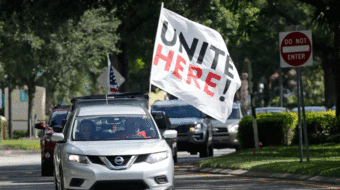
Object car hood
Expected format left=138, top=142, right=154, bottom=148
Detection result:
left=65, top=139, right=169, bottom=156
left=169, top=118, right=203, bottom=127
left=211, top=119, right=240, bottom=128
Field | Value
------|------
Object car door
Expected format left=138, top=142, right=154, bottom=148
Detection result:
left=54, top=110, right=75, bottom=177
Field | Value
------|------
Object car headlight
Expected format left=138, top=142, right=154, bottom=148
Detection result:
left=67, top=154, right=91, bottom=165
left=190, top=123, right=202, bottom=131
left=146, top=151, right=169, bottom=164
left=229, top=125, right=239, bottom=133
left=195, top=123, right=202, bottom=129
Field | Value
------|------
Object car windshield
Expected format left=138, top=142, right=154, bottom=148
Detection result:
left=72, top=115, right=159, bottom=141
left=228, top=108, right=240, bottom=119
left=152, top=105, right=203, bottom=118
left=49, top=110, right=68, bottom=127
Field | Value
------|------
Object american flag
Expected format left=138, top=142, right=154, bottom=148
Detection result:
left=107, top=53, right=119, bottom=94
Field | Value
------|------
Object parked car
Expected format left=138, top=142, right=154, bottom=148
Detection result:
left=151, top=110, right=178, bottom=163
left=34, top=105, right=70, bottom=176
left=248, top=107, right=288, bottom=115
left=211, top=102, right=247, bottom=150
left=152, top=99, right=214, bottom=158
left=52, top=104, right=177, bottom=190
left=291, top=106, right=326, bottom=112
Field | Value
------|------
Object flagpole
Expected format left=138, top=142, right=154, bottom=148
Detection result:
left=148, top=2, right=164, bottom=113
left=107, top=52, right=110, bottom=94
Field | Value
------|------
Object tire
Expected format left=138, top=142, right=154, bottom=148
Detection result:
left=199, top=141, right=209, bottom=158
left=54, top=165, right=65, bottom=190
left=41, top=162, right=53, bottom=176
left=173, top=147, right=178, bottom=164
left=59, top=167, right=65, bottom=190
left=54, top=172, right=58, bottom=190
left=208, top=143, right=214, bottom=157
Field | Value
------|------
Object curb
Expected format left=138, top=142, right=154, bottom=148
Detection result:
left=175, top=163, right=340, bottom=185
left=0, top=149, right=40, bottom=157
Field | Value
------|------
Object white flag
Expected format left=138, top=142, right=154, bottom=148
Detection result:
left=150, top=7, right=241, bottom=123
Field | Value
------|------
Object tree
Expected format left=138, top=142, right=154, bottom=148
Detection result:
left=0, top=5, right=120, bottom=136
left=294, top=0, right=340, bottom=117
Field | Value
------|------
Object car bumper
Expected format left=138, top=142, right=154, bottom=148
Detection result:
left=62, top=157, right=174, bottom=190
left=176, top=131, right=207, bottom=151
left=213, top=133, right=239, bottom=148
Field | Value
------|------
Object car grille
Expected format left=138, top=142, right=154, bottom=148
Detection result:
left=88, top=154, right=149, bottom=169
left=106, top=156, right=131, bottom=166
left=90, top=180, right=149, bottom=190
left=176, top=125, right=191, bottom=133
left=216, top=127, right=228, bottom=133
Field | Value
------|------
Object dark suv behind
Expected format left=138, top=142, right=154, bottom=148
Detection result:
left=35, top=105, right=70, bottom=176
left=152, top=99, right=213, bottom=158
left=151, top=111, right=178, bottom=163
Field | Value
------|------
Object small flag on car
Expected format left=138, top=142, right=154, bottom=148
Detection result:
left=107, top=53, right=119, bottom=94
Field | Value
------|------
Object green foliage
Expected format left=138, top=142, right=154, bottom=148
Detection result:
left=198, top=143, right=340, bottom=177
left=238, top=112, right=298, bottom=149
left=43, top=7, right=121, bottom=104
left=292, top=111, right=337, bottom=144
left=0, top=139, right=40, bottom=150
left=13, top=130, right=28, bottom=139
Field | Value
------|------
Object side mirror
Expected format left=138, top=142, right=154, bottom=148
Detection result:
left=51, top=133, right=65, bottom=142
left=163, top=130, right=177, bottom=139
left=53, top=125, right=63, bottom=133
left=34, top=122, right=45, bottom=130
left=61, top=119, right=67, bottom=127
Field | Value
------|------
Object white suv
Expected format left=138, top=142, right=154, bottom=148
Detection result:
left=52, top=105, right=177, bottom=190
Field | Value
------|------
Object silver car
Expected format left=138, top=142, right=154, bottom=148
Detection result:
left=51, top=105, right=177, bottom=190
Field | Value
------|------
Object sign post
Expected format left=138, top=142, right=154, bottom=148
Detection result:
left=279, top=29, right=312, bottom=162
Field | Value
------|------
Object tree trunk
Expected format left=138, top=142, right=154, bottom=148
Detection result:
left=26, top=80, right=36, bottom=137
left=240, top=73, right=249, bottom=110
left=333, top=20, right=340, bottom=118
left=322, top=55, right=336, bottom=109
left=8, top=81, right=13, bottom=139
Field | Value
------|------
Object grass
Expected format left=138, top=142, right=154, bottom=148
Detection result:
left=0, top=139, right=41, bottom=150
left=199, top=143, right=340, bottom=178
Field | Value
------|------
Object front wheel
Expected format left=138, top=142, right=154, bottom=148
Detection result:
left=173, top=147, right=178, bottom=164
left=199, top=142, right=209, bottom=158
left=41, top=161, right=53, bottom=176
left=208, top=143, right=214, bottom=157
left=54, top=166, right=65, bottom=190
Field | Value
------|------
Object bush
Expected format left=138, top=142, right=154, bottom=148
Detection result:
left=13, top=130, right=28, bottom=139
left=238, top=112, right=298, bottom=149
left=292, top=111, right=337, bottom=144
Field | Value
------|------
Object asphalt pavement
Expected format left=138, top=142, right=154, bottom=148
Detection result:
left=1, top=148, right=340, bottom=186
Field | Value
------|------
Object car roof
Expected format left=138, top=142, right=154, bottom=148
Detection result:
left=77, top=105, right=147, bottom=117
left=256, top=107, right=286, bottom=110
left=153, top=99, right=240, bottom=108
left=291, top=106, right=325, bottom=112
left=152, top=99, right=188, bottom=106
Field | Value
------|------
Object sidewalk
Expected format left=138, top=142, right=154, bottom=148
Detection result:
left=175, top=161, right=340, bottom=186
left=0, top=145, right=40, bottom=157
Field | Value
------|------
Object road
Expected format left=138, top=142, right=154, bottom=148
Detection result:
left=1, top=149, right=339, bottom=190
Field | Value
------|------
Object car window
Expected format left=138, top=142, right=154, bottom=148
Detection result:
left=49, top=111, right=68, bottom=127
left=71, top=115, right=159, bottom=141
left=228, top=108, right=240, bottom=119
left=152, top=105, right=203, bottom=118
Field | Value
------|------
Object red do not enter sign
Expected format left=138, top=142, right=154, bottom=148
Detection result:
left=280, top=31, right=312, bottom=67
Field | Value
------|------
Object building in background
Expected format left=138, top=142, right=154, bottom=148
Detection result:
left=4, top=86, right=45, bottom=131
